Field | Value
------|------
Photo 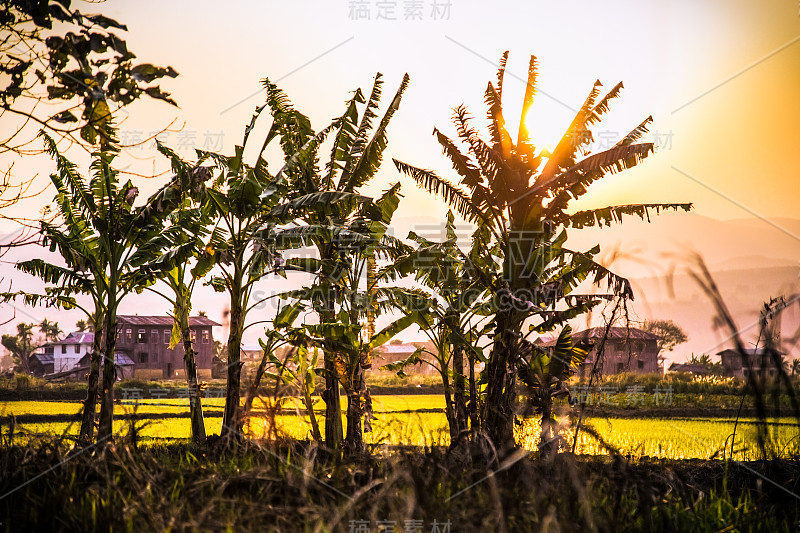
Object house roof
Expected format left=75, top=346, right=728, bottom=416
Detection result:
left=717, top=348, right=785, bottom=356
left=32, top=353, right=54, bottom=364
left=77, top=352, right=135, bottom=366
left=60, top=332, right=94, bottom=344
left=668, top=363, right=710, bottom=374
left=374, top=341, right=438, bottom=356
left=115, top=353, right=136, bottom=366
left=117, top=315, right=221, bottom=327
left=377, top=344, right=421, bottom=354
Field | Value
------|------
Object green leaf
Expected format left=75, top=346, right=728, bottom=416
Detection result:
left=131, top=63, right=179, bottom=83
left=274, top=301, right=303, bottom=329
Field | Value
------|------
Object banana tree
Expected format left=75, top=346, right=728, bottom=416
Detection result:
left=260, top=72, right=410, bottom=450
left=394, top=52, right=692, bottom=452
left=128, top=143, right=215, bottom=444
left=197, top=100, right=358, bottom=439
left=268, top=182, right=408, bottom=453
left=241, top=299, right=303, bottom=414
left=517, top=324, right=588, bottom=456
left=9, top=131, right=192, bottom=443
left=262, top=339, right=322, bottom=443
left=303, top=309, right=420, bottom=456
left=2, top=289, right=104, bottom=442
left=378, top=211, right=494, bottom=442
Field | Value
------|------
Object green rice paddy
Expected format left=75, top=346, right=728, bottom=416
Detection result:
left=2, top=396, right=798, bottom=460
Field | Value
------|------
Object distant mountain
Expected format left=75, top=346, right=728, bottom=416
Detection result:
left=616, top=265, right=800, bottom=368
left=565, top=212, right=800, bottom=279
left=389, top=213, right=800, bottom=277
left=709, top=255, right=798, bottom=271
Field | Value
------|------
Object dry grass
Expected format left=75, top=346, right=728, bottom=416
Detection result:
left=0, top=435, right=797, bottom=532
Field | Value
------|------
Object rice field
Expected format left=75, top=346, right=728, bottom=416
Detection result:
left=2, top=396, right=798, bottom=460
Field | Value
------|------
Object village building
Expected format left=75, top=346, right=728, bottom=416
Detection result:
left=51, top=331, right=94, bottom=373
left=29, top=331, right=94, bottom=377
left=372, top=340, right=440, bottom=376
left=540, top=327, right=661, bottom=377
left=29, top=351, right=54, bottom=376
left=717, top=348, right=785, bottom=378
left=113, top=315, right=220, bottom=379
left=241, top=346, right=262, bottom=362
left=74, top=349, right=136, bottom=380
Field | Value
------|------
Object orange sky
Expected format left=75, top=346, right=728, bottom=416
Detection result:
left=3, top=0, right=799, bottom=224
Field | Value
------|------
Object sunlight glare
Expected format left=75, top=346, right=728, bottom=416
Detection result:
left=522, top=102, right=573, bottom=156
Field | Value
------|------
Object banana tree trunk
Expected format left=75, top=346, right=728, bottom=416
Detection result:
left=323, top=356, right=344, bottom=449
left=302, top=374, right=322, bottom=443
left=180, top=309, right=206, bottom=444
left=467, top=345, right=479, bottom=431
left=483, top=308, right=518, bottom=454
left=452, top=343, right=469, bottom=437
left=440, top=361, right=458, bottom=443
left=78, top=322, right=104, bottom=444
left=539, top=394, right=556, bottom=458
left=97, top=311, right=118, bottom=443
left=344, top=364, right=366, bottom=457
left=243, top=348, right=269, bottom=414
left=319, top=296, right=343, bottom=449
left=221, top=291, right=244, bottom=440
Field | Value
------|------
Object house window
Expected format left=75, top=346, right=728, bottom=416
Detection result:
left=202, top=330, right=210, bottom=344
left=190, top=330, right=196, bottom=343
left=637, top=360, right=644, bottom=369
left=151, top=329, right=158, bottom=343
left=164, top=330, right=170, bottom=344
left=61, top=344, right=67, bottom=354
left=125, top=329, right=133, bottom=344
left=137, top=329, right=147, bottom=343
left=616, top=362, right=625, bottom=373
left=138, top=352, right=148, bottom=364
left=75, top=344, right=80, bottom=354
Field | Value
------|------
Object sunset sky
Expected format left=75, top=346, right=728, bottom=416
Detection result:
left=4, top=0, right=799, bottom=221
left=1, top=0, right=799, bottom=360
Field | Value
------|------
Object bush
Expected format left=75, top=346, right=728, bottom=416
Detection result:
left=13, top=373, right=44, bottom=390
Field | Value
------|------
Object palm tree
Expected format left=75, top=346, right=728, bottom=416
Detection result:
left=394, top=52, right=692, bottom=452
left=38, top=319, right=61, bottom=341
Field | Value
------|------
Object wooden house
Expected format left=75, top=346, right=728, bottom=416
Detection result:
left=541, top=327, right=661, bottom=377
left=718, top=348, right=785, bottom=379
left=114, top=315, right=220, bottom=379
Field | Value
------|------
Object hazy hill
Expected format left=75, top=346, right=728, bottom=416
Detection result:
left=624, top=266, right=799, bottom=366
